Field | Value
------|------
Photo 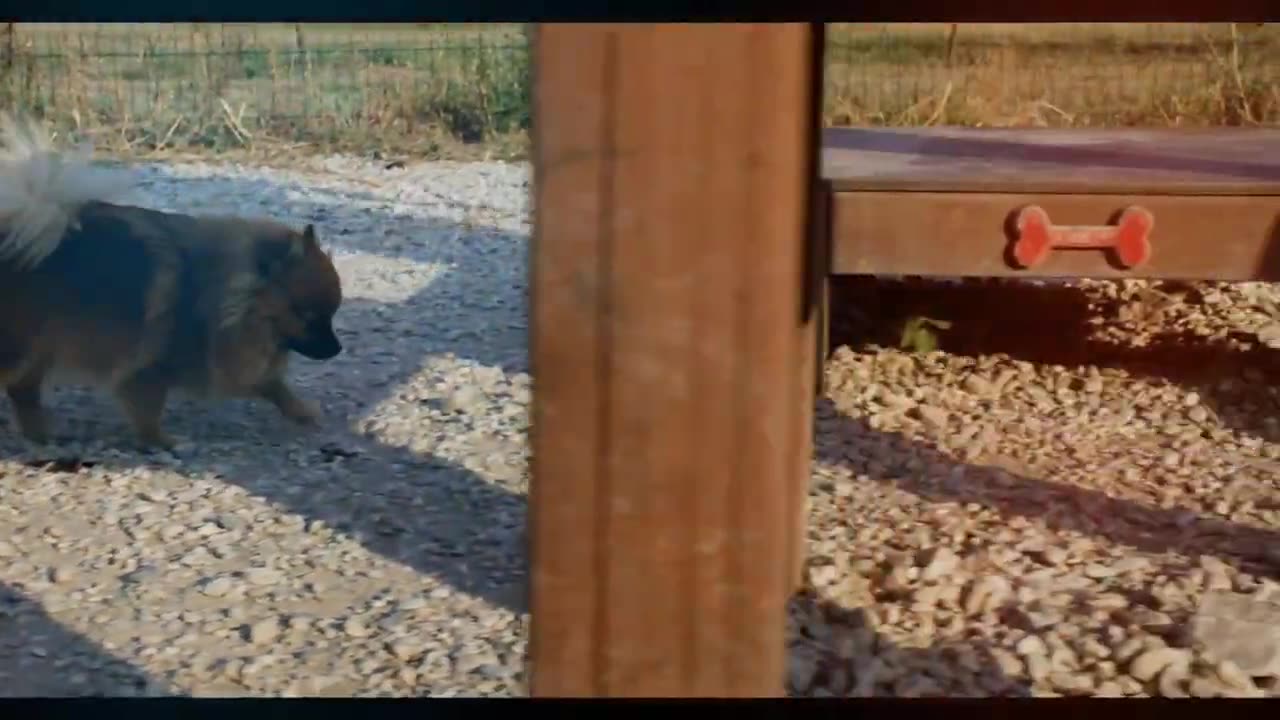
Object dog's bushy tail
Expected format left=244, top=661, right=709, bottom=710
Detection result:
left=0, top=113, right=129, bottom=269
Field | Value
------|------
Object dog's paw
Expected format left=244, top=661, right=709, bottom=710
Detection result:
left=13, top=414, right=51, bottom=445
left=134, top=430, right=177, bottom=452
left=283, top=400, right=322, bottom=427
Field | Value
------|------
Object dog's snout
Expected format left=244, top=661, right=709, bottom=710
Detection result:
left=291, top=327, right=342, bottom=361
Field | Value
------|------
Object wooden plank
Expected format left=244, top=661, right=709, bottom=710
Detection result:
left=789, top=25, right=829, bottom=594
left=823, top=127, right=1280, bottom=196
left=526, top=23, right=610, bottom=699
left=831, top=191, right=1280, bottom=280
left=529, top=23, right=821, bottom=697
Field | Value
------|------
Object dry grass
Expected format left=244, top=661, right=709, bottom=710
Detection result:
left=0, top=23, right=1276, bottom=161
left=1, top=23, right=530, bottom=160
left=825, top=23, right=1280, bottom=128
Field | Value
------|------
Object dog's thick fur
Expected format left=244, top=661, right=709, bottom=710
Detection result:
left=0, top=115, right=343, bottom=448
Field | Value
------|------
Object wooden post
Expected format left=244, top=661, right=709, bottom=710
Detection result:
left=529, top=23, right=823, bottom=697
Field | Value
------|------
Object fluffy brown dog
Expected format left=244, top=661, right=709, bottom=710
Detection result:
left=0, top=115, right=343, bottom=448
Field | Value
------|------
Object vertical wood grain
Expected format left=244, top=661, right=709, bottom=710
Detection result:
left=529, top=23, right=822, bottom=697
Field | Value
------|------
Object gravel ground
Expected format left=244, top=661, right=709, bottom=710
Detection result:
left=2, top=155, right=1279, bottom=697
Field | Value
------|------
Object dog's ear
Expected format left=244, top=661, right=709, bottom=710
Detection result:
left=257, top=226, right=321, bottom=279
left=300, top=224, right=320, bottom=252
left=281, top=224, right=318, bottom=261
left=299, top=223, right=335, bottom=258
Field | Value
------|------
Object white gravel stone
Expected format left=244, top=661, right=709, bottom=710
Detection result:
left=1015, top=635, right=1048, bottom=659
left=342, top=617, right=373, bottom=639
left=1128, top=647, right=1192, bottom=683
left=244, top=569, right=284, bottom=587
left=246, top=619, right=281, bottom=645
left=920, top=547, right=961, bottom=582
left=1192, top=589, right=1280, bottom=677
left=963, top=575, right=1012, bottom=617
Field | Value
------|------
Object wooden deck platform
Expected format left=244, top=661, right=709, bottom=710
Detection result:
left=823, top=127, right=1280, bottom=280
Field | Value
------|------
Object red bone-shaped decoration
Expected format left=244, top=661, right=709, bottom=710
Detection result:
left=1010, top=205, right=1154, bottom=270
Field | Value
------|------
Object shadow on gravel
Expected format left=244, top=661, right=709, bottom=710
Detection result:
left=813, top=396, right=1280, bottom=580
left=1, top=162, right=532, bottom=617
left=0, top=581, right=167, bottom=697
left=830, top=275, right=1280, bottom=445
left=802, top=394, right=1280, bottom=696
left=786, top=589, right=1031, bottom=697
left=798, top=276, right=1280, bottom=695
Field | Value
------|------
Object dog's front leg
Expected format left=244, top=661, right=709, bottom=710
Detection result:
left=114, top=374, right=175, bottom=449
left=6, top=374, right=50, bottom=444
left=256, top=377, right=320, bottom=426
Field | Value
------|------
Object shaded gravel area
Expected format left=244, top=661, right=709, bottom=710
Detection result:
left=1, top=155, right=1278, bottom=697
left=792, top=277, right=1280, bottom=698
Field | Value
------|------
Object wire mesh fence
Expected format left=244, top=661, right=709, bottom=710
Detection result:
left=1, top=23, right=531, bottom=154
left=1, top=23, right=1277, bottom=156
